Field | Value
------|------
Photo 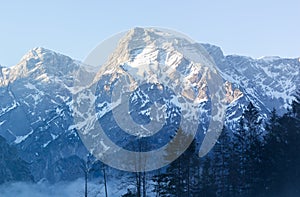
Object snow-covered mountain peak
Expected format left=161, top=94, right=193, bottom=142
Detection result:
left=17, top=47, right=77, bottom=73
left=95, top=27, right=216, bottom=78
left=92, top=27, right=220, bottom=105
left=20, top=47, right=56, bottom=62
left=0, top=47, right=84, bottom=86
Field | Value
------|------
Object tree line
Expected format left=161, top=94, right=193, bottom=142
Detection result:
left=150, top=90, right=300, bottom=197
left=86, top=90, right=300, bottom=197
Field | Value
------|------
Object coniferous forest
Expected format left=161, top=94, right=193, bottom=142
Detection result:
left=119, top=90, right=300, bottom=197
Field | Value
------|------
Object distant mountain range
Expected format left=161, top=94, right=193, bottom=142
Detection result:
left=0, top=28, right=299, bottom=183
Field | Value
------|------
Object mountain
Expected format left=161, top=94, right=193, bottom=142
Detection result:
left=0, top=47, right=95, bottom=182
left=0, top=28, right=299, bottom=182
left=0, top=135, right=33, bottom=184
left=202, top=44, right=299, bottom=113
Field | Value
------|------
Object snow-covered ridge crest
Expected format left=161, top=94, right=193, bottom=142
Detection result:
left=0, top=47, right=87, bottom=86
left=92, top=28, right=220, bottom=104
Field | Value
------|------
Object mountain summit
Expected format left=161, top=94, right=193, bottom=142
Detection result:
left=0, top=47, right=82, bottom=86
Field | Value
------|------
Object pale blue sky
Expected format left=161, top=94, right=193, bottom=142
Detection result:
left=0, top=0, right=299, bottom=67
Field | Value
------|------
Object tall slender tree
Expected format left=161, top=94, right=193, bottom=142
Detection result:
left=231, top=117, right=247, bottom=195
left=212, top=126, right=232, bottom=196
left=230, top=102, right=263, bottom=196
left=260, top=108, right=286, bottom=195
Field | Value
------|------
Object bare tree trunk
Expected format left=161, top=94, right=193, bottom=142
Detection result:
left=142, top=171, right=146, bottom=197
left=136, top=172, right=141, bottom=197
left=103, top=164, right=108, bottom=197
left=85, top=169, right=88, bottom=197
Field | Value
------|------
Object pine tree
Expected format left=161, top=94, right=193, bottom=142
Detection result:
left=228, top=144, right=240, bottom=196
left=260, top=108, right=286, bottom=194
left=280, top=89, right=300, bottom=195
left=243, top=102, right=264, bottom=196
left=155, top=128, right=192, bottom=196
left=231, top=117, right=247, bottom=195
left=231, top=102, right=263, bottom=196
left=163, top=130, right=186, bottom=196
left=212, top=126, right=231, bottom=196
left=152, top=129, right=201, bottom=197
left=182, top=139, right=200, bottom=196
